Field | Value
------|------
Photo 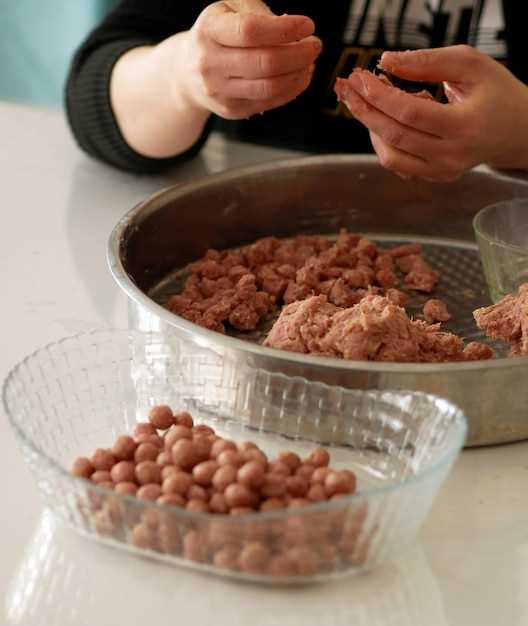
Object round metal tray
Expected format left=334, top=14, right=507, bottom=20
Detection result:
left=108, top=155, right=528, bottom=447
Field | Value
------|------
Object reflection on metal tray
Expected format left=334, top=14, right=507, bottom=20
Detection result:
left=108, top=155, right=528, bottom=447
left=148, top=235, right=508, bottom=357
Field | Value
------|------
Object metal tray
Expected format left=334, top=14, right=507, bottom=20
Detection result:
left=108, top=155, right=528, bottom=447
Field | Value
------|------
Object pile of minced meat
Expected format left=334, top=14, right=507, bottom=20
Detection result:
left=167, top=231, right=528, bottom=361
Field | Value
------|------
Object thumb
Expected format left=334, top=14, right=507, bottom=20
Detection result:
left=380, top=45, right=481, bottom=83
left=224, top=0, right=273, bottom=15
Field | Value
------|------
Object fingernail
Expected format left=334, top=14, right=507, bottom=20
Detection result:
left=348, top=72, right=367, bottom=96
left=313, top=38, right=323, bottom=52
left=297, top=18, right=315, bottom=39
left=340, top=88, right=361, bottom=112
left=379, top=50, right=403, bottom=70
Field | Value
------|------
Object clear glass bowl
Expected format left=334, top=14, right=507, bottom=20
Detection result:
left=473, top=198, right=528, bottom=302
left=2, top=330, right=466, bottom=584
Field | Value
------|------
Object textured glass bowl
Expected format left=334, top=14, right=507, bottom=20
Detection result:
left=2, top=330, right=466, bottom=584
left=473, top=198, right=528, bottom=302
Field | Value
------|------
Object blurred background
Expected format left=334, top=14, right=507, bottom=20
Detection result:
left=0, top=0, right=118, bottom=107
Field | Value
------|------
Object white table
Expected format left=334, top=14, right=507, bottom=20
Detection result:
left=1, top=101, right=527, bottom=626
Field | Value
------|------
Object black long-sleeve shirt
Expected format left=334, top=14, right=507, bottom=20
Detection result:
left=65, top=1, right=524, bottom=174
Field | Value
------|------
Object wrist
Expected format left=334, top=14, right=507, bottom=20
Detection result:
left=151, top=32, right=210, bottom=119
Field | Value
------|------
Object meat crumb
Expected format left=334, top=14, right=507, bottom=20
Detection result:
left=385, top=288, right=409, bottom=307
left=423, top=299, right=451, bottom=323
left=474, top=283, right=528, bottom=356
left=398, top=255, right=439, bottom=293
left=463, top=342, right=494, bottom=361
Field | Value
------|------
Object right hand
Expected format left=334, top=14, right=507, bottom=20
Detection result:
left=176, top=1, right=322, bottom=119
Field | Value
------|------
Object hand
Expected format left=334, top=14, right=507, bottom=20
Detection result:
left=337, top=45, right=528, bottom=182
left=176, top=0, right=322, bottom=120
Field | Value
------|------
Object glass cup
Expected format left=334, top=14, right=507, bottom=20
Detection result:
left=473, top=198, right=528, bottom=303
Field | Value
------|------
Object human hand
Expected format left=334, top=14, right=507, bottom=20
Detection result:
left=335, top=45, right=528, bottom=182
left=176, top=0, right=322, bottom=119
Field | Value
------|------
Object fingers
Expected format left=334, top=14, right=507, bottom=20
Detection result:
left=379, top=45, right=486, bottom=84
left=218, top=36, right=322, bottom=79
left=190, top=3, right=318, bottom=119
left=213, top=68, right=313, bottom=119
left=337, top=81, right=444, bottom=158
left=338, top=71, right=460, bottom=137
left=200, top=4, right=315, bottom=47
left=370, top=133, right=430, bottom=178
left=223, top=64, right=314, bottom=99
left=370, top=132, right=464, bottom=182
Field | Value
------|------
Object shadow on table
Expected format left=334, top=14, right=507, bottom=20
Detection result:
left=4, top=510, right=448, bottom=626
left=63, top=135, right=304, bottom=326
left=63, top=154, right=210, bottom=326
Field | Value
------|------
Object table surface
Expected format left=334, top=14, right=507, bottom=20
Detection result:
left=1, top=100, right=527, bottom=626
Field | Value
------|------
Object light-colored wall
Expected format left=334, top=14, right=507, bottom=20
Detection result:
left=0, top=0, right=117, bottom=107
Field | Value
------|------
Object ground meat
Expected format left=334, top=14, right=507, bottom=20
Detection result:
left=423, top=299, right=451, bottom=323
left=389, top=244, right=423, bottom=258
left=405, top=269, right=439, bottom=293
left=264, top=294, right=489, bottom=363
left=376, top=268, right=399, bottom=289
left=319, top=296, right=425, bottom=361
left=463, top=342, right=494, bottom=361
left=166, top=230, right=441, bottom=338
left=251, top=235, right=330, bottom=269
left=165, top=230, right=521, bottom=363
left=473, top=283, right=528, bottom=356
left=335, top=69, right=435, bottom=111
left=168, top=274, right=274, bottom=334
left=377, top=71, right=435, bottom=101
left=283, top=282, right=313, bottom=304
left=261, top=295, right=339, bottom=354
left=411, top=322, right=466, bottom=363
left=327, top=278, right=364, bottom=308
left=264, top=230, right=430, bottom=307
left=243, top=236, right=280, bottom=267
left=398, top=255, right=439, bottom=293
left=395, top=254, right=421, bottom=274
left=385, top=288, right=409, bottom=307
left=253, top=263, right=291, bottom=299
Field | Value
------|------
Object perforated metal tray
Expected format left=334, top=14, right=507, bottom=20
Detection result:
left=149, top=235, right=507, bottom=356
left=108, top=155, right=528, bottom=446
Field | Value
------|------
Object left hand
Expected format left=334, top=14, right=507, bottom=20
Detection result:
left=337, top=45, right=528, bottom=182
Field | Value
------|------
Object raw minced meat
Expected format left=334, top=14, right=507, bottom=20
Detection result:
left=263, top=294, right=492, bottom=363
left=165, top=229, right=516, bottom=363
left=168, top=274, right=274, bottom=334
left=423, top=299, right=451, bottom=323
left=462, top=342, right=494, bottom=360
left=335, top=68, right=435, bottom=109
left=396, top=254, right=439, bottom=292
left=167, top=230, right=434, bottom=333
left=385, top=288, right=409, bottom=307
left=474, top=283, right=528, bottom=356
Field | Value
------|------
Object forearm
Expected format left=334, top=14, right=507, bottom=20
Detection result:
left=110, top=32, right=211, bottom=159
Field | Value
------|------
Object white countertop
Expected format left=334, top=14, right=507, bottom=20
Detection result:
left=1, top=101, right=527, bottom=626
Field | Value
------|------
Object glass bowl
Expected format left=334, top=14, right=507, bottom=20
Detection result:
left=2, top=330, right=466, bottom=584
left=473, top=198, right=528, bottom=302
